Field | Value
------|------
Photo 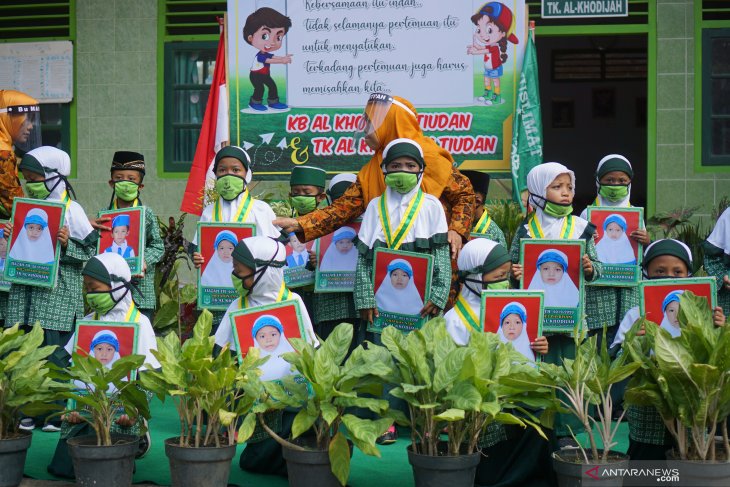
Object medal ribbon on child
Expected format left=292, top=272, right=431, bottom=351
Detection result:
left=239, top=281, right=292, bottom=309
left=454, top=294, right=480, bottom=333
left=378, top=188, right=424, bottom=250
left=113, top=198, right=139, bottom=209
left=472, top=211, right=493, bottom=234
left=213, top=190, right=253, bottom=223
left=94, top=301, right=140, bottom=322
left=60, top=190, right=72, bottom=212
left=528, top=213, right=574, bottom=239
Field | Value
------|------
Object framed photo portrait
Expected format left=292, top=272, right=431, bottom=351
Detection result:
left=97, top=207, right=145, bottom=275
left=230, top=299, right=307, bottom=382
left=369, top=248, right=433, bottom=334
left=283, top=233, right=315, bottom=288
left=586, top=207, right=644, bottom=286
left=639, top=278, right=717, bottom=337
left=196, top=222, right=256, bottom=310
left=315, top=222, right=361, bottom=292
left=0, top=221, right=10, bottom=292
left=4, top=197, right=66, bottom=289
left=520, top=239, right=585, bottom=333
left=481, top=290, right=544, bottom=363
left=71, top=321, right=140, bottom=380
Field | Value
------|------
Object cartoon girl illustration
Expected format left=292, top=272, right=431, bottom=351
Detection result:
left=595, top=214, right=636, bottom=264
left=320, top=226, right=358, bottom=272
left=528, top=249, right=579, bottom=308
left=201, top=230, right=238, bottom=287
left=467, top=2, right=519, bottom=106
left=375, top=258, right=424, bottom=315
left=660, top=290, right=683, bottom=338
left=252, top=314, right=296, bottom=381
left=8, top=208, right=55, bottom=264
left=497, top=302, right=535, bottom=362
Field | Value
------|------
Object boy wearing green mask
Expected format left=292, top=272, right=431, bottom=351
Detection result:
left=579, top=154, right=651, bottom=347
left=92, top=151, right=164, bottom=320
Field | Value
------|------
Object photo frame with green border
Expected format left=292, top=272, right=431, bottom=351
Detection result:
left=283, top=260, right=316, bottom=288
left=0, top=219, right=10, bottom=292
left=196, top=222, right=257, bottom=311
left=368, top=247, right=434, bottom=334
left=96, top=207, right=146, bottom=276
left=4, top=197, right=66, bottom=289
left=480, top=290, right=545, bottom=364
left=520, top=239, right=585, bottom=333
left=638, top=277, right=717, bottom=321
left=586, top=206, right=644, bottom=287
left=314, top=219, right=361, bottom=293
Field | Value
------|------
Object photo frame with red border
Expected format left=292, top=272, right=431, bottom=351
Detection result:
left=481, top=290, right=544, bottom=363
left=97, top=207, right=145, bottom=275
left=283, top=233, right=316, bottom=288
left=0, top=219, right=10, bottom=292
left=72, top=321, right=140, bottom=381
left=586, top=206, right=644, bottom=287
left=314, top=221, right=361, bottom=292
left=639, top=278, right=717, bottom=326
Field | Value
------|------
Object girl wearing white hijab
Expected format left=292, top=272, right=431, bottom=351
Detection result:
left=356, top=138, right=450, bottom=325
left=374, top=258, right=423, bottom=315
left=497, top=302, right=536, bottom=362
left=8, top=207, right=55, bottom=263
left=659, top=290, right=683, bottom=338
left=89, top=330, right=122, bottom=367
left=527, top=249, right=579, bottom=308
left=595, top=214, right=636, bottom=264
left=214, top=236, right=317, bottom=351
left=320, top=226, right=358, bottom=272
left=703, top=206, right=730, bottom=315
left=200, top=230, right=237, bottom=287
left=251, top=314, right=297, bottom=381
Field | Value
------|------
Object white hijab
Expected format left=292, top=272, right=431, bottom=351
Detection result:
left=375, top=258, right=423, bottom=315
left=445, top=239, right=500, bottom=345
left=8, top=208, right=55, bottom=263
left=252, top=314, right=297, bottom=381
left=595, top=214, right=636, bottom=264
left=525, top=162, right=588, bottom=239
left=200, top=230, right=237, bottom=287
left=65, top=253, right=160, bottom=370
left=320, top=226, right=358, bottom=272
left=706, top=207, right=730, bottom=257
left=659, top=290, right=683, bottom=338
left=497, top=302, right=535, bottom=362
left=24, top=146, right=94, bottom=241
left=527, top=248, right=579, bottom=307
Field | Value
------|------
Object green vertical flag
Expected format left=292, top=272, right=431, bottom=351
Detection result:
left=510, top=31, right=543, bottom=209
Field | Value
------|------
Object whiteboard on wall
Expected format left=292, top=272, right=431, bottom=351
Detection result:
left=0, top=41, right=73, bottom=103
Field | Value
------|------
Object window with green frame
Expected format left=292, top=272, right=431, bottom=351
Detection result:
left=159, top=0, right=226, bottom=175
left=0, top=0, right=74, bottom=159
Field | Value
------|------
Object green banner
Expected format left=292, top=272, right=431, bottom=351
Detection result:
left=541, top=0, right=628, bottom=18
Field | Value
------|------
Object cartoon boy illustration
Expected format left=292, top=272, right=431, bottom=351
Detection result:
left=243, top=7, right=293, bottom=111
left=467, top=2, right=519, bottom=106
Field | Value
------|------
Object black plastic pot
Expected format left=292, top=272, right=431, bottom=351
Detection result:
left=551, top=450, right=629, bottom=487
left=0, top=431, right=32, bottom=487
left=666, top=449, right=730, bottom=487
left=407, top=446, right=481, bottom=487
left=164, top=437, right=236, bottom=487
left=67, top=434, right=139, bottom=487
left=282, top=446, right=342, bottom=487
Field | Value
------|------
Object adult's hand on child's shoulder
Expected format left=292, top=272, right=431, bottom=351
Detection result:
left=272, top=217, right=302, bottom=234
left=90, top=216, right=111, bottom=232
left=192, top=252, right=204, bottom=269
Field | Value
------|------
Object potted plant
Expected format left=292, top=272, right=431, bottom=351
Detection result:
left=140, top=310, right=266, bottom=487
left=380, top=318, right=551, bottom=487
left=0, top=324, right=65, bottom=487
left=61, top=349, right=150, bottom=487
left=624, top=291, right=730, bottom=484
left=256, top=322, right=395, bottom=487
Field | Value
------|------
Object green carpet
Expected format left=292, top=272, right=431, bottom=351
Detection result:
left=22, top=398, right=629, bottom=486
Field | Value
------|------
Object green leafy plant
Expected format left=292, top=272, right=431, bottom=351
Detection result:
left=258, top=323, right=395, bottom=486
left=61, top=352, right=150, bottom=447
left=646, top=206, right=699, bottom=240
left=140, top=310, right=267, bottom=448
left=485, top=200, right=525, bottom=249
left=623, top=291, right=730, bottom=461
left=0, top=324, right=67, bottom=439
left=381, top=318, right=551, bottom=457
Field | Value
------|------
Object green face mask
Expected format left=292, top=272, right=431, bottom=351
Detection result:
left=384, top=172, right=419, bottom=194
left=26, top=181, right=50, bottom=200
left=86, top=292, right=116, bottom=315
left=215, top=175, right=245, bottom=201
left=486, top=279, right=510, bottom=290
left=599, top=184, right=629, bottom=202
left=231, top=273, right=249, bottom=298
left=291, top=195, right=318, bottom=215
left=114, top=181, right=139, bottom=202
left=544, top=201, right=573, bottom=218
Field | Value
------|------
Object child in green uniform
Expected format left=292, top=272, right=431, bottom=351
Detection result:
left=0, top=228, right=7, bottom=327
left=460, top=169, right=507, bottom=247
left=5, top=147, right=96, bottom=431
left=579, top=154, right=650, bottom=348
left=611, top=239, right=726, bottom=460
left=703, top=207, right=730, bottom=315
left=93, top=151, right=164, bottom=320
left=509, top=162, right=602, bottom=449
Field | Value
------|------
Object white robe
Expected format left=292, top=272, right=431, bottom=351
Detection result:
left=596, top=231, right=635, bottom=264
left=256, top=331, right=297, bottom=381
left=374, top=262, right=423, bottom=315
left=497, top=309, right=536, bottom=362
left=201, top=249, right=234, bottom=287
left=194, top=192, right=280, bottom=244
left=527, top=261, right=579, bottom=308
left=8, top=208, right=55, bottom=264
left=320, top=226, right=358, bottom=272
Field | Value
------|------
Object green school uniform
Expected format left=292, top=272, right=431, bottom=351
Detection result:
left=470, top=210, right=507, bottom=248
left=703, top=252, right=730, bottom=316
